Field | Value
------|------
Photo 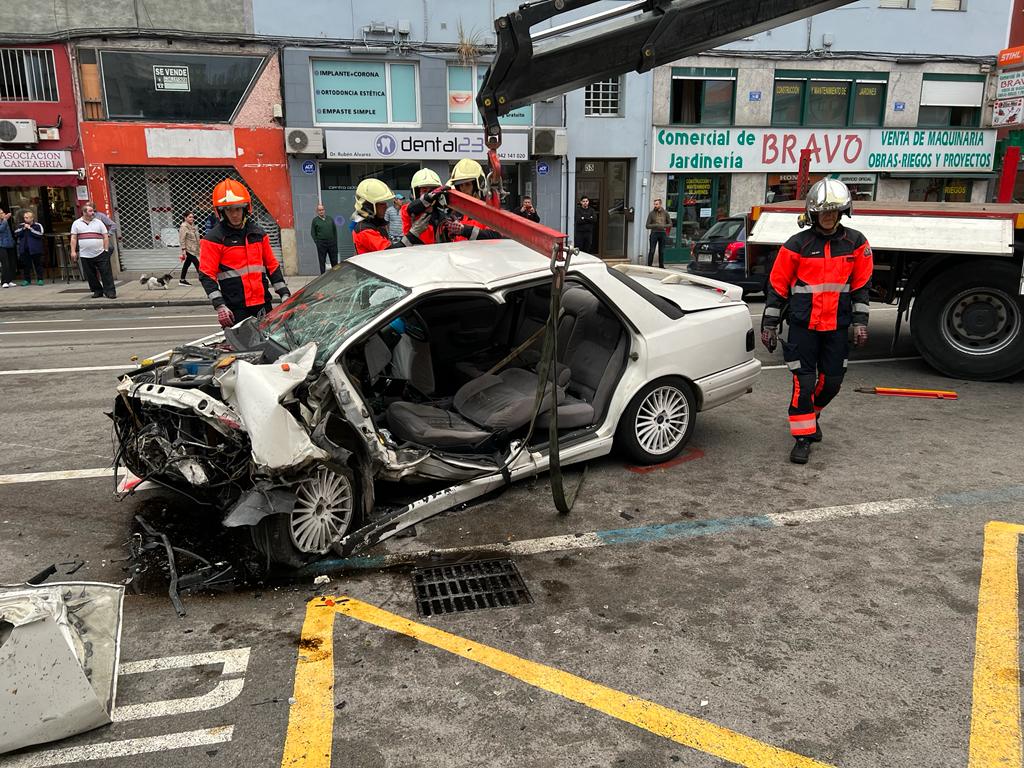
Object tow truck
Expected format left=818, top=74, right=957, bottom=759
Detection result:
left=456, top=0, right=1023, bottom=384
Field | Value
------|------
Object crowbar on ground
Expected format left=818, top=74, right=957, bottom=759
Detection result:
left=855, top=386, right=958, bottom=400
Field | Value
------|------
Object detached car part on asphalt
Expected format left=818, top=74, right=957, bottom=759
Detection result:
left=112, top=240, right=760, bottom=569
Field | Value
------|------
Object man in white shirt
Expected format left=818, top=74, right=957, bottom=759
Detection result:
left=70, top=204, right=113, bottom=299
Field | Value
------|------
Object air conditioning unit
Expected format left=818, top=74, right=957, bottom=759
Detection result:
left=0, top=119, right=38, bottom=144
left=531, top=127, right=567, bottom=156
left=37, top=126, right=60, bottom=141
left=285, top=127, right=324, bottom=155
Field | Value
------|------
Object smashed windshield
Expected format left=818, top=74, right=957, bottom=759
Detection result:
left=259, top=263, right=409, bottom=364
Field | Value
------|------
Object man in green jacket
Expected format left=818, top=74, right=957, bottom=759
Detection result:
left=311, top=203, right=339, bottom=274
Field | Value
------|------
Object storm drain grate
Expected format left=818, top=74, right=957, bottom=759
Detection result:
left=411, top=559, right=532, bottom=617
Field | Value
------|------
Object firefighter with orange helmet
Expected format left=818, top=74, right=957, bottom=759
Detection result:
left=199, top=179, right=291, bottom=328
left=760, top=179, right=872, bottom=465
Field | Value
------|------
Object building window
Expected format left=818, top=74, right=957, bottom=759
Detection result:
left=99, top=51, right=264, bottom=122
left=909, top=177, right=973, bottom=202
left=585, top=77, right=622, bottom=116
left=932, top=0, right=965, bottom=10
left=767, top=173, right=876, bottom=204
left=0, top=48, right=58, bottom=102
left=312, top=59, right=419, bottom=126
left=771, top=71, right=887, bottom=127
left=670, top=77, right=735, bottom=125
left=879, top=0, right=913, bottom=7
left=918, top=74, right=984, bottom=127
left=447, top=65, right=532, bottom=127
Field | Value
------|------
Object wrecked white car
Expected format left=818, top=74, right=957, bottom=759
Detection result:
left=112, top=240, right=759, bottom=569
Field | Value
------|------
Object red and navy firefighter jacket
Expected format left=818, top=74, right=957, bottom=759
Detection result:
left=199, top=219, right=287, bottom=311
left=763, top=225, right=873, bottom=332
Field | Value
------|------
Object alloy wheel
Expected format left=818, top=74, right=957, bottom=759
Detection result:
left=634, top=385, right=690, bottom=456
left=288, top=467, right=355, bottom=554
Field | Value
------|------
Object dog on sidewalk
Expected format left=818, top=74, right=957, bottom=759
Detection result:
left=139, top=273, right=174, bottom=290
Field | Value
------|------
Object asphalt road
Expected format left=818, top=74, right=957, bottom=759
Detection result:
left=0, top=302, right=1021, bottom=768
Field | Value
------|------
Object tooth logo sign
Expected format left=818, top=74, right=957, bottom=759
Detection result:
left=374, top=134, right=398, bottom=157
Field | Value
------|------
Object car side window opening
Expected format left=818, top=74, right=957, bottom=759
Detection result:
left=342, top=279, right=630, bottom=452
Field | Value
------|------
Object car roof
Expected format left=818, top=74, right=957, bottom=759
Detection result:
left=349, top=238, right=607, bottom=289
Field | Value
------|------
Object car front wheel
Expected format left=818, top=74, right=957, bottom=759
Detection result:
left=615, top=377, right=696, bottom=465
left=251, top=465, right=359, bottom=569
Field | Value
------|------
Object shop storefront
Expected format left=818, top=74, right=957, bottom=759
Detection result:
left=652, top=126, right=996, bottom=258
left=78, top=48, right=294, bottom=272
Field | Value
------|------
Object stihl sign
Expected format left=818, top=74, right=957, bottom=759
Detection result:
left=998, top=45, right=1024, bottom=68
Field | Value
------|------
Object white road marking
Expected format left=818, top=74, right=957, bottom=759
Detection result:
left=0, top=318, right=85, bottom=325
left=114, top=648, right=250, bottom=723
left=0, top=324, right=217, bottom=336
left=0, top=365, right=130, bottom=376
left=764, top=496, right=933, bottom=526
left=761, top=355, right=922, bottom=371
left=0, top=726, right=234, bottom=767
left=0, top=468, right=111, bottom=484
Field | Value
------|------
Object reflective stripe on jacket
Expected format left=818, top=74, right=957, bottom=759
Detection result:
left=763, top=225, right=872, bottom=332
left=198, top=219, right=285, bottom=311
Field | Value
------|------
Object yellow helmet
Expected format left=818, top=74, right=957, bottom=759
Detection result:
left=354, top=178, right=396, bottom=218
left=447, top=158, right=487, bottom=196
left=411, top=168, right=443, bottom=196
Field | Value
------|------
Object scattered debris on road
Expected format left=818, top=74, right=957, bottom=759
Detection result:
left=0, top=581, right=124, bottom=755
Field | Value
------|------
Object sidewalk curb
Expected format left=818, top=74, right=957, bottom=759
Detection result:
left=0, top=299, right=213, bottom=313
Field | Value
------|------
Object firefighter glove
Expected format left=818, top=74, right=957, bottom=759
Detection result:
left=278, top=288, right=292, bottom=300
left=422, top=185, right=449, bottom=206
left=443, top=220, right=470, bottom=241
left=217, top=306, right=235, bottom=328
left=409, top=213, right=431, bottom=237
left=761, top=326, right=778, bottom=353
left=852, top=324, right=868, bottom=348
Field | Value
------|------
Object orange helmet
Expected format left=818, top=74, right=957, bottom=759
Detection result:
left=211, top=179, right=252, bottom=215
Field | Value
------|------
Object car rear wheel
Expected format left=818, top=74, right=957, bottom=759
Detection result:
left=615, top=377, right=696, bottom=465
left=251, top=465, right=359, bottom=569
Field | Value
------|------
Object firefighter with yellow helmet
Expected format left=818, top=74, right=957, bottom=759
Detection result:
left=440, top=159, right=503, bottom=242
left=401, top=168, right=446, bottom=245
left=352, top=178, right=430, bottom=254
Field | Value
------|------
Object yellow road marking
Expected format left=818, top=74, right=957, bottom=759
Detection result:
left=969, top=521, right=1024, bottom=768
left=281, top=596, right=835, bottom=768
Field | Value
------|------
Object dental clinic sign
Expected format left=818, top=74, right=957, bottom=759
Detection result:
left=325, top=129, right=529, bottom=161
left=652, top=127, right=996, bottom=174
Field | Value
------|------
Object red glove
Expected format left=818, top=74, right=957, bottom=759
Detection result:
left=852, top=324, right=868, bottom=348
left=217, top=306, right=235, bottom=328
left=442, top=219, right=468, bottom=241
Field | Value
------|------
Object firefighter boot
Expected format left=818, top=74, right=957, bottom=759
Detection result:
left=790, top=437, right=812, bottom=464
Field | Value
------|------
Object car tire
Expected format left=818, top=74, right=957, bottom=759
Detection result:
left=250, top=465, right=360, bottom=569
left=615, top=377, right=696, bottom=465
left=910, top=261, right=1024, bottom=381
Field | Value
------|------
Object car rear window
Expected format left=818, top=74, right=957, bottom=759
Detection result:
left=701, top=219, right=744, bottom=241
left=604, top=266, right=684, bottom=319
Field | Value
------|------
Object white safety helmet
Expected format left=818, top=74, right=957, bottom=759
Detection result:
left=411, top=168, right=443, bottom=197
left=354, top=178, right=396, bottom=219
left=447, top=158, right=488, bottom=198
left=806, top=178, right=853, bottom=222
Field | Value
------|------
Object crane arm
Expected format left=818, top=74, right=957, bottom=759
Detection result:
left=477, top=0, right=855, bottom=149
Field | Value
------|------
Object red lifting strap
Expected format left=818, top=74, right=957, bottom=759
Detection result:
left=444, top=189, right=569, bottom=260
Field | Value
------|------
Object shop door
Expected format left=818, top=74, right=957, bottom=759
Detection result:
left=109, top=166, right=281, bottom=272
left=575, top=160, right=629, bottom=259
left=666, top=174, right=728, bottom=264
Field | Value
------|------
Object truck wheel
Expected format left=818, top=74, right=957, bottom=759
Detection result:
left=911, top=261, right=1024, bottom=381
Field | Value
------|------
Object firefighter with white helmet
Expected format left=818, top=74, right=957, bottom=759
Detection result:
left=761, top=178, right=873, bottom=464
left=401, top=168, right=446, bottom=245
left=199, top=179, right=291, bottom=328
left=440, top=158, right=503, bottom=242
left=352, top=178, right=429, bottom=254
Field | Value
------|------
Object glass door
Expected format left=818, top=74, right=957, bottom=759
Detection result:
left=575, top=159, right=630, bottom=260
left=666, top=174, right=728, bottom=264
